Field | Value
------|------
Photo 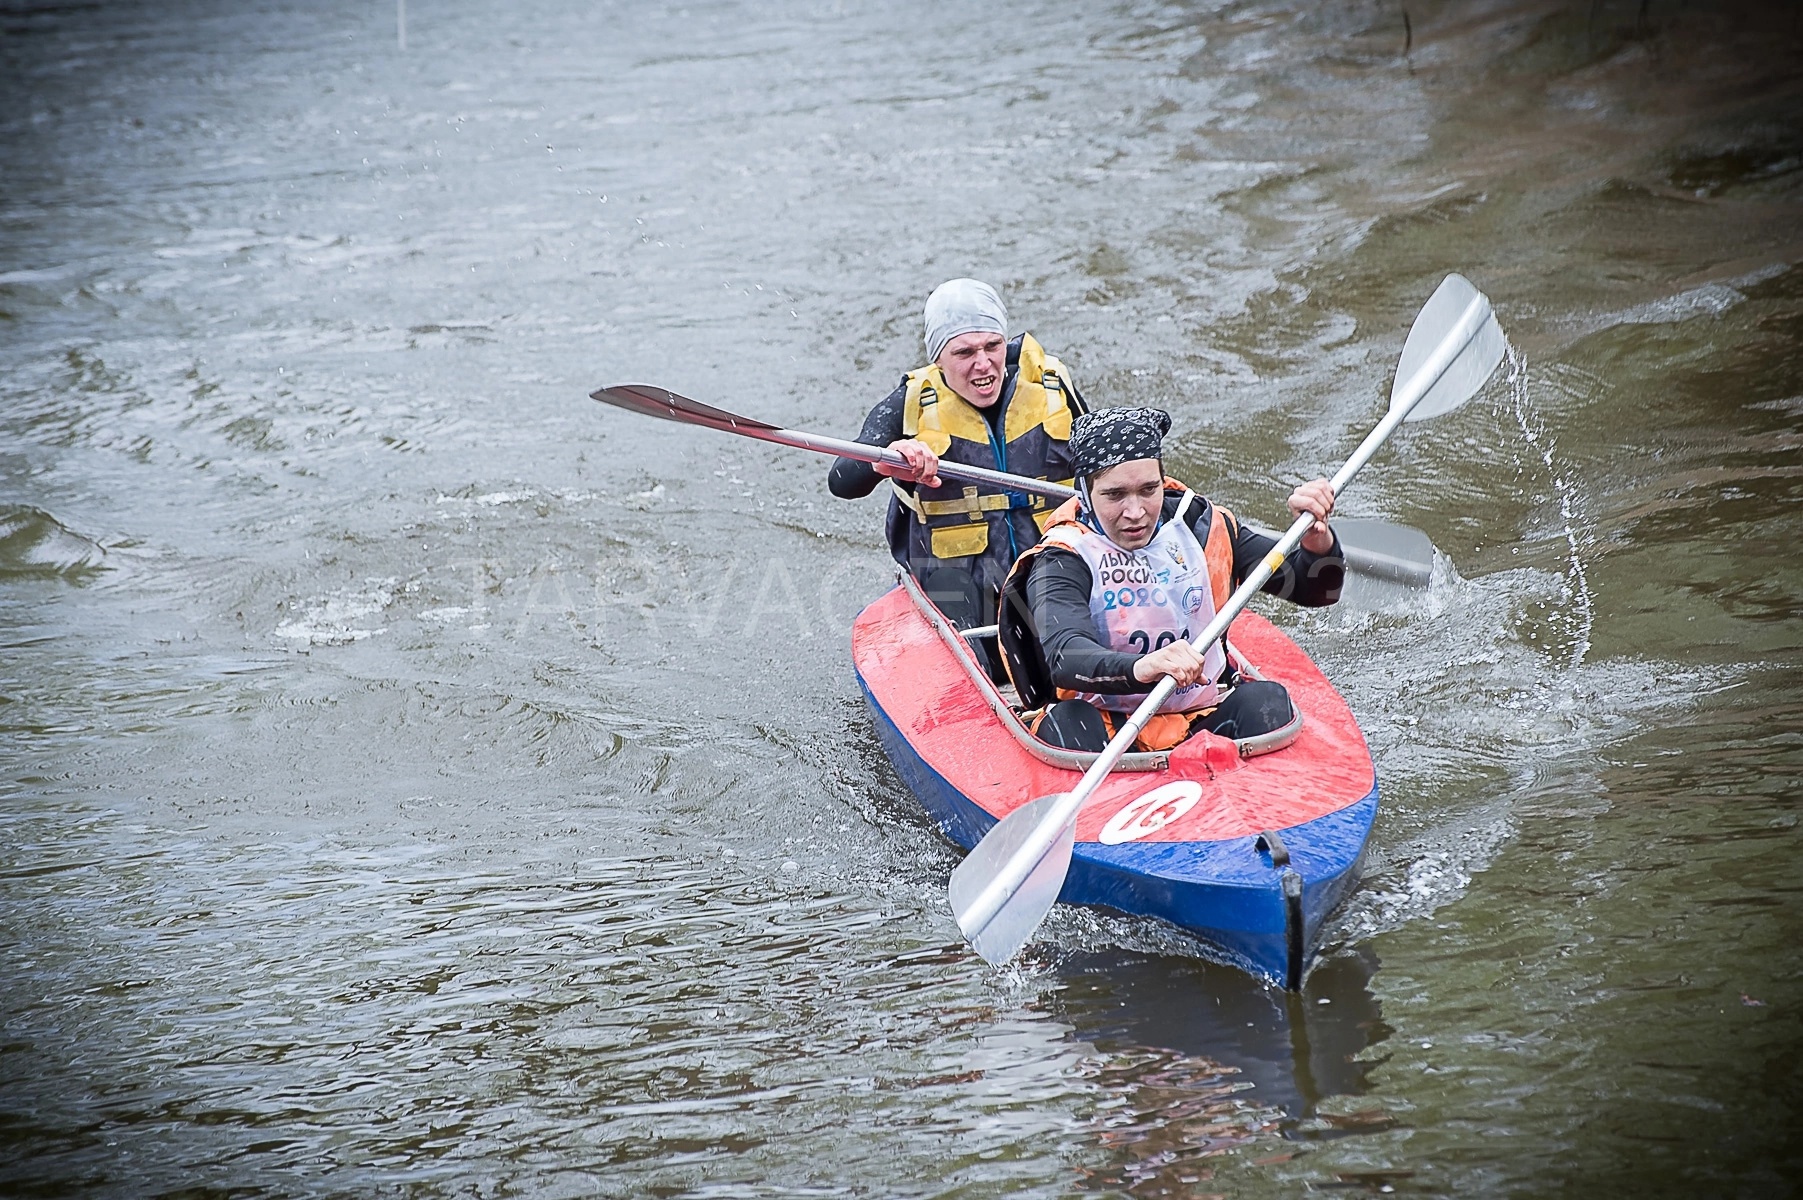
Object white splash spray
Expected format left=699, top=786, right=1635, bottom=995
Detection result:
left=1505, top=343, right=1594, bottom=672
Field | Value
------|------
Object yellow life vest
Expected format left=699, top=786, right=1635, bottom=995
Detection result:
left=891, top=333, right=1077, bottom=564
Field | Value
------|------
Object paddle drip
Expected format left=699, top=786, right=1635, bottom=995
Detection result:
left=1505, top=344, right=1595, bottom=672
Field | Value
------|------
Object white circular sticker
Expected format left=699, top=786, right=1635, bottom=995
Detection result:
left=1098, top=780, right=1204, bottom=845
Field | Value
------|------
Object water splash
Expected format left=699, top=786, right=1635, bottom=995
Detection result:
left=1312, top=344, right=1684, bottom=946
left=1505, top=343, right=1594, bottom=672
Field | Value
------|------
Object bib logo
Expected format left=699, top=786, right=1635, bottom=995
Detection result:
left=1099, top=781, right=1204, bottom=844
left=1095, top=549, right=1154, bottom=586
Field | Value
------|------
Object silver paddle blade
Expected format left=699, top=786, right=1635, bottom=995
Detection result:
left=948, top=793, right=1078, bottom=965
left=1245, top=517, right=1439, bottom=588
left=1326, top=517, right=1434, bottom=587
left=1392, top=273, right=1507, bottom=422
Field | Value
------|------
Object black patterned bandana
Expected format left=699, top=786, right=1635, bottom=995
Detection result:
left=1069, top=406, right=1172, bottom=481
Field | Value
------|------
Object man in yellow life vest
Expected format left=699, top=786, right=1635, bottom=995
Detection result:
left=998, top=407, right=1344, bottom=754
left=828, top=279, right=1087, bottom=673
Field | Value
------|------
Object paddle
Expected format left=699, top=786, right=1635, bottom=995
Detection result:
left=592, top=382, right=1051, bottom=501
left=590, top=384, right=1436, bottom=587
left=946, top=272, right=1508, bottom=965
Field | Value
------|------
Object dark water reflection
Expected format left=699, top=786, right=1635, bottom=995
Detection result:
left=1049, top=949, right=1388, bottom=1128
left=4, top=0, right=1802, bottom=1195
left=1051, top=951, right=1396, bottom=1198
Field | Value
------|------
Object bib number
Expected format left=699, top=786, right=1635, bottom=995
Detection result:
left=1126, top=628, right=1190, bottom=654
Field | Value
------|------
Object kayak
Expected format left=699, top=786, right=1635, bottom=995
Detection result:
left=851, top=574, right=1378, bottom=989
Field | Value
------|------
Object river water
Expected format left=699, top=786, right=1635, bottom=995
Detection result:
left=3, top=0, right=1799, bottom=1195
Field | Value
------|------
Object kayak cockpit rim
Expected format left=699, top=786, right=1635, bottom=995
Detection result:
left=898, top=571, right=1169, bottom=772
left=895, top=572, right=1302, bottom=771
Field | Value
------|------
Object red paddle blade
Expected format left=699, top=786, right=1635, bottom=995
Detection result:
left=590, top=384, right=782, bottom=435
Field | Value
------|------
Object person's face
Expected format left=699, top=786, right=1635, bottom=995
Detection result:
left=935, top=331, right=1007, bottom=408
left=1090, top=457, right=1164, bottom=550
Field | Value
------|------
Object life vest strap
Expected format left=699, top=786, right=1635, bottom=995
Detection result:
left=891, top=481, right=1058, bottom=523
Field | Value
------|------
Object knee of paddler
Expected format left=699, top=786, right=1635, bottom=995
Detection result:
left=914, top=561, right=984, bottom=627
left=1196, top=680, right=1295, bottom=741
left=1032, top=699, right=1110, bottom=753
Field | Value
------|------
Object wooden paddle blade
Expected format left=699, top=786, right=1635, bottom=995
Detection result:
left=1393, top=274, right=1507, bottom=422
left=948, top=793, right=1078, bottom=964
left=590, top=384, right=782, bottom=434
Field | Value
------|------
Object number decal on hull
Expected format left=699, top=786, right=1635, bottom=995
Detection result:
left=1098, top=781, right=1203, bottom=845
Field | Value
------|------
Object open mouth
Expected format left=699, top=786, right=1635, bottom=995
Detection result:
left=969, top=372, right=998, bottom=391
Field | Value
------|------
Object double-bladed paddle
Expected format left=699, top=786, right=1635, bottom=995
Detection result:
left=946, top=272, right=1509, bottom=966
left=590, top=385, right=1436, bottom=587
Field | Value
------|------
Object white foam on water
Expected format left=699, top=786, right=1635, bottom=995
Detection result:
left=431, top=487, right=598, bottom=509
left=0, top=265, right=74, bottom=284
left=1320, top=617, right=1702, bottom=946
left=273, top=579, right=401, bottom=645
left=1615, top=282, right=1744, bottom=325
left=417, top=605, right=486, bottom=624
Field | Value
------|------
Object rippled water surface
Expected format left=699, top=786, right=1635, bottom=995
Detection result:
left=4, top=1, right=1800, bottom=1195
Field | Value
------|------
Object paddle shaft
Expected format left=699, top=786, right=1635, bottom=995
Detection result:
left=736, top=421, right=1440, bottom=583
left=953, top=288, right=1492, bottom=943
left=718, top=421, right=1076, bottom=502
left=593, top=383, right=1435, bottom=585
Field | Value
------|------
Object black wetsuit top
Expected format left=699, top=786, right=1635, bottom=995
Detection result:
left=1026, top=493, right=1343, bottom=694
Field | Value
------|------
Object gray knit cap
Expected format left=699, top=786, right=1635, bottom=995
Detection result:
left=922, top=278, right=1008, bottom=362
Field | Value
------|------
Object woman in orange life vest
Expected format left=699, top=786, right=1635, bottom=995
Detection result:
left=827, top=280, right=1086, bottom=676
left=997, top=407, right=1344, bottom=754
